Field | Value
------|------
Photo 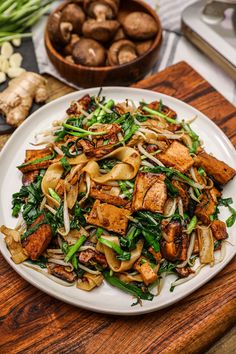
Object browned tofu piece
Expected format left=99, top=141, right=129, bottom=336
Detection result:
left=158, top=141, right=194, bottom=173
left=175, top=267, right=194, bottom=278
left=47, top=264, right=77, bottom=283
left=22, top=170, right=39, bottom=186
left=195, top=194, right=216, bottom=225
left=147, top=101, right=177, bottom=119
left=134, top=258, right=158, bottom=285
left=89, top=187, right=128, bottom=207
left=194, top=151, right=236, bottom=185
left=18, top=148, right=53, bottom=173
left=160, top=221, right=188, bottom=261
left=148, top=247, right=162, bottom=262
left=172, top=180, right=189, bottom=210
left=211, top=220, right=228, bottom=240
left=22, top=214, right=52, bottom=260
left=55, top=179, right=65, bottom=197
left=132, top=172, right=167, bottom=213
left=86, top=200, right=131, bottom=235
left=139, top=262, right=157, bottom=285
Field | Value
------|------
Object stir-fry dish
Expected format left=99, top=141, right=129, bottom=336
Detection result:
left=1, top=93, right=236, bottom=304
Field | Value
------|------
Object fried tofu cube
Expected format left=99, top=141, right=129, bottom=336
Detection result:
left=86, top=200, right=131, bottom=235
left=132, top=172, right=167, bottom=213
left=90, top=187, right=128, bottom=207
left=160, top=221, right=186, bottom=261
left=194, top=151, right=236, bottom=185
left=134, top=258, right=157, bottom=285
left=18, top=148, right=53, bottom=173
left=22, top=214, right=52, bottom=260
left=139, top=262, right=157, bottom=285
left=211, top=220, right=228, bottom=240
left=195, top=194, right=216, bottom=225
left=158, top=141, right=194, bottom=173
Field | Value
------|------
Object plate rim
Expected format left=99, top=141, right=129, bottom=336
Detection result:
left=0, top=86, right=236, bottom=315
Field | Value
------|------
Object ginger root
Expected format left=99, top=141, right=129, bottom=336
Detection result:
left=0, top=72, right=48, bottom=127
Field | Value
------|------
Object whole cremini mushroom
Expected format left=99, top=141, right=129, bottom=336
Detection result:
left=61, top=3, right=86, bottom=34
left=136, top=39, right=153, bottom=55
left=82, top=19, right=120, bottom=42
left=63, top=34, right=80, bottom=56
left=122, top=12, right=158, bottom=40
left=48, top=12, right=73, bottom=48
left=72, top=38, right=106, bottom=66
left=84, top=0, right=120, bottom=20
left=108, top=39, right=138, bottom=66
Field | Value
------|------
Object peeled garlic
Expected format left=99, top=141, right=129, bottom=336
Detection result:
left=0, top=71, right=6, bottom=84
left=7, top=67, right=25, bottom=78
left=1, top=41, right=14, bottom=59
left=0, top=57, right=9, bottom=73
left=9, top=53, right=23, bottom=68
left=12, top=38, right=22, bottom=47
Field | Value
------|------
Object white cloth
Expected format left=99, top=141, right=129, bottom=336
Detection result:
left=32, top=0, right=236, bottom=104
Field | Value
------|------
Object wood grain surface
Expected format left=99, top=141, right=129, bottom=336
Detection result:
left=0, top=61, right=235, bottom=354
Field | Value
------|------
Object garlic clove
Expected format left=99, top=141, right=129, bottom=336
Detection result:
left=12, top=38, right=22, bottom=47
left=0, top=57, right=9, bottom=73
left=9, top=53, right=23, bottom=68
left=0, top=71, right=6, bottom=84
left=7, top=67, right=25, bottom=78
left=1, top=41, right=14, bottom=59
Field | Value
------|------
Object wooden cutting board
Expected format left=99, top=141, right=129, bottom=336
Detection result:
left=0, top=61, right=235, bottom=353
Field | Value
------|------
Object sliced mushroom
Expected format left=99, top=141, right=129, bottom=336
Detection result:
left=72, top=38, right=106, bottom=67
left=48, top=12, right=73, bottom=48
left=82, top=18, right=120, bottom=42
left=122, top=12, right=158, bottom=40
left=136, top=39, right=153, bottom=55
left=108, top=39, right=138, bottom=66
left=61, top=3, right=86, bottom=34
left=84, top=0, right=120, bottom=20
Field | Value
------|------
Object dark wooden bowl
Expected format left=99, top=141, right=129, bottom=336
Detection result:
left=45, top=0, right=162, bottom=88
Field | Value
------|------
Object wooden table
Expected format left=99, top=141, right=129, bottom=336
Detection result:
left=0, top=61, right=235, bottom=353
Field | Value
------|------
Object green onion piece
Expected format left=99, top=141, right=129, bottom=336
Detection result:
left=72, top=254, right=78, bottom=270
left=142, top=106, right=177, bottom=124
left=187, top=216, right=197, bottom=234
left=64, top=235, right=87, bottom=263
left=62, top=123, right=107, bottom=136
left=97, top=99, right=114, bottom=122
left=48, top=188, right=61, bottom=203
left=17, top=151, right=56, bottom=168
left=198, top=167, right=205, bottom=176
left=103, top=271, right=154, bottom=301
left=60, top=156, right=71, bottom=174
left=142, top=230, right=160, bottom=252
left=98, top=236, right=131, bottom=261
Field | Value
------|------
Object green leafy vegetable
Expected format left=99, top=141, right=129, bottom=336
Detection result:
left=96, top=228, right=131, bottom=261
left=60, top=156, right=71, bottom=175
left=103, top=271, right=154, bottom=301
left=164, top=178, right=179, bottom=197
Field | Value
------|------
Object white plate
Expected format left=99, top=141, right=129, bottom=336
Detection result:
left=0, top=87, right=236, bottom=315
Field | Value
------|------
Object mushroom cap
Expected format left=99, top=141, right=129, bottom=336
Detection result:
left=136, top=39, right=153, bottom=56
left=82, top=19, right=120, bottom=42
left=108, top=39, right=138, bottom=66
left=48, top=12, right=73, bottom=49
left=72, top=38, right=106, bottom=67
left=84, top=0, right=119, bottom=19
left=122, top=12, right=158, bottom=40
left=61, top=3, right=86, bottom=34
left=113, top=27, right=126, bottom=42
